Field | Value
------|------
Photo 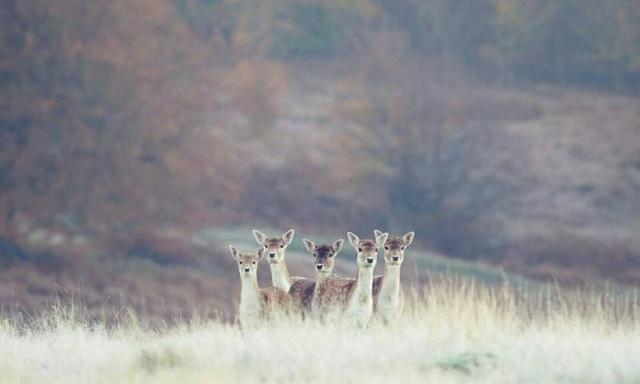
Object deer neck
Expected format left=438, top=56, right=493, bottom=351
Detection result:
left=269, top=258, right=292, bottom=292
left=380, top=264, right=401, bottom=298
left=314, top=272, right=331, bottom=290
left=240, top=274, right=261, bottom=306
left=352, top=266, right=374, bottom=302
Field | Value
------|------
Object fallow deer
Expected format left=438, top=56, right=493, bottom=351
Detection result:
left=301, top=238, right=346, bottom=315
left=252, top=229, right=306, bottom=293
left=300, top=231, right=387, bottom=328
left=229, top=245, right=292, bottom=327
left=372, top=229, right=415, bottom=324
left=344, top=231, right=387, bottom=328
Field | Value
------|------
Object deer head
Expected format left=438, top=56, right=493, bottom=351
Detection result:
left=375, top=229, right=414, bottom=266
left=252, top=229, right=295, bottom=264
left=302, top=238, right=344, bottom=276
left=347, top=231, right=388, bottom=269
left=229, top=245, right=265, bottom=278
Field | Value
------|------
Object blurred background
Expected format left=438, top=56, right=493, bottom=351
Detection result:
left=1, top=0, right=639, bottom=322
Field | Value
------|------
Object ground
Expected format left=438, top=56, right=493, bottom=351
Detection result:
left=1, top=281, right=638, bottom=383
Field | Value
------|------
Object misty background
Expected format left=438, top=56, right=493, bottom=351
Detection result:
left=1, top=0, right=639, bottom=322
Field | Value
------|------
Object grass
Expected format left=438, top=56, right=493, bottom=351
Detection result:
left=1, top=280, right=638, bottom=384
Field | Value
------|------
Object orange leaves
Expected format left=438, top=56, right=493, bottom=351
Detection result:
left=0, top=0, right=246, bottom=247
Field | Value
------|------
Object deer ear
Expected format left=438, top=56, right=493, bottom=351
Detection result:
left=347, top=232, right=360, bottom=248
left=302, top=239, right=315, bottom=254
left=256, top=247, right=266, bottom=261
left=374, top=229, right=385, bottom=239
left=403, top=231, right=415, bottom=247
left=253, top=229, right=267, bottom=245
left=375, top=232, right=389, bottom=248
left=333, top=239, right=344, bottom=254
left=229, top=245, right=240, bottom=261
left=282, top=229, right=295, bottom=246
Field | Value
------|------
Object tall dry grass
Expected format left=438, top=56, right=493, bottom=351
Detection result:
left=0, top=279, right=638, bottom=383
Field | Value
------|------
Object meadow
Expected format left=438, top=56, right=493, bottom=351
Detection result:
left=1, top=279, right=638, bottom=384
left=2, top=2, right=639, bottom=383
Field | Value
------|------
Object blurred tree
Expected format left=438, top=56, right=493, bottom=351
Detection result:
left=1, top=0, right=638, bottom=269
left=495, top=0, right=640, bottom=88
left=0, top=0, right=244, bottom=258
left=225, top=59, right=288, bottom=137
left=376, top=0, right=497, bottom=70
left=333, top=59, right=528, bottom=258
left=173, top=0, right=379, bottom=58
left=172, top=0, right=235, bottom=50
left=379, top=0, right=640, bottom=90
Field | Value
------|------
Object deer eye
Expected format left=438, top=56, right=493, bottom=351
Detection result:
left=264, top=245, right=268, bottom=249
left=329, top=253, right=333, bottom=257
left=239, top=261, right=243, bottom=265
left=385, top=246, right=389, bottom=250
left=358, top=248, right=362, bottom=252
left=280, top=244, right=284, bottom=248
left=401, top=246, right=405, bottom=250
left=252, top=261, right=256, bottom=265
left=375, top=248, right=379, bottom=252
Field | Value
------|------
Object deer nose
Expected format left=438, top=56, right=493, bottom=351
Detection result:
left=366, top=257, right=374, bottom=263
left=269, top=252, right=276, bottom=258
left=244, top=267, right=250, bottom=272
left=392, top=256, right=399, bottom=261
left=316, top=264, right=324, bottom=270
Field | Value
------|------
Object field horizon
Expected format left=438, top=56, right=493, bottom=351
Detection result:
left=3, top=225, right=637, bottom=327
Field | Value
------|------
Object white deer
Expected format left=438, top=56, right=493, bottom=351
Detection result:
left=372, top=229, right=415, bottom=324
left=229, top=245, right=292, bottom=328
left=252, top=229, right=305, bottom=293
left=344, top=231, right=387, bottom=328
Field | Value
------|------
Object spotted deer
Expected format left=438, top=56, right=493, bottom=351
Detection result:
left=253, top=229, right=307, bottom=293
left=344, top=231, right=387, bottom=328
left=229, top=245, right=292, bottom=327
left=372, top=230, right=415, bottom=324
left=300, top=231, right=387, bottom=327
left=301, top=238, right=346, bottom=315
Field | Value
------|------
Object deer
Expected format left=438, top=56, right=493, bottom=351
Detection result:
left=372, top=230, right=415, bottom=324
left=301, top=237, right=346, bottom=315
left=301, top=231, right=387, bottom=328
left=229, top=245, right=292, bottom=328
left=344, top=231, right=387, bottom=328
left=252, top=229, right=306, bottom=293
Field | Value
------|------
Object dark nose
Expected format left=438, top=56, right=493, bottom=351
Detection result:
left=392, top=256, right=399, bottom=261
left=244, top=267, right=250, bottom=272
left=366, top=257, right=374, bottom=263
left=269, top=252, right=276, bottom=258
left=316, top=263, right=323, bottom=270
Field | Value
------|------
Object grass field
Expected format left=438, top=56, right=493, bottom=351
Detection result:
left=1, top=279, right=638, bottom=384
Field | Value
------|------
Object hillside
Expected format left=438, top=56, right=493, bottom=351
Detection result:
left=231, top=63, right=640, bottom=283
left=2, top=0, right=640, bottom=324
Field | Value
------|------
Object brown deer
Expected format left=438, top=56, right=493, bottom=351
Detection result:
left=372, top=230, right=415, bottom=324
left=229, top=245, right=292, bottom=327
left=301, top=238, right=346, bottom=315
left=300, top=231, right=387, bottom=328
left=252, top=229, right=307, bottom=293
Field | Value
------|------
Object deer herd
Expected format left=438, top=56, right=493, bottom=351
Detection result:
left=229, top=229, right=415, bottom=328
